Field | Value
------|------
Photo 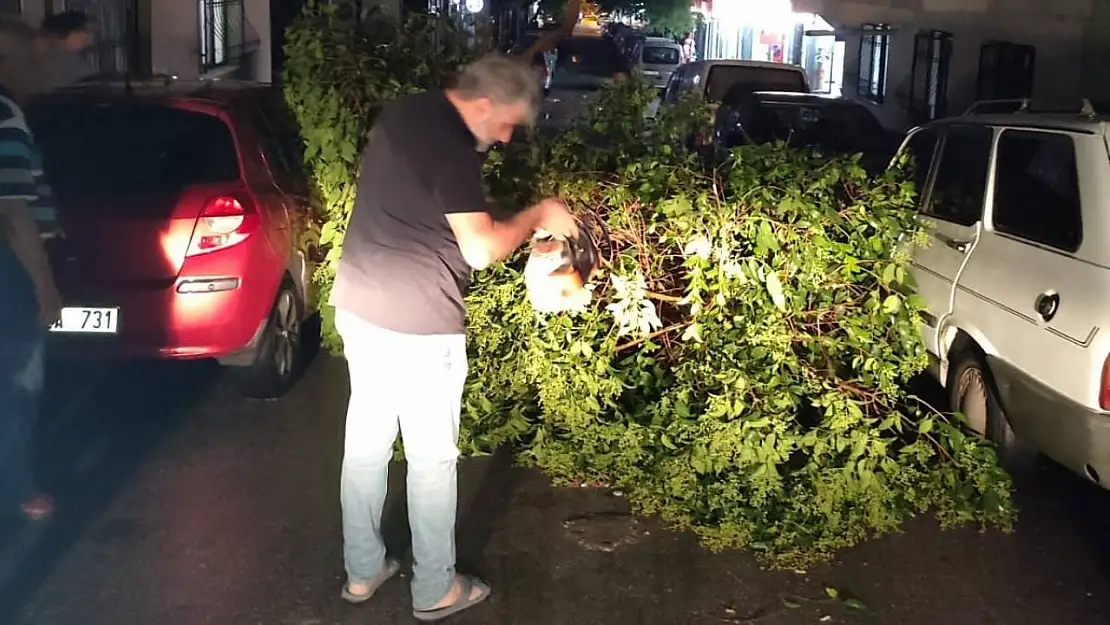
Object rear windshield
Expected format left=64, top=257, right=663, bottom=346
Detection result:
left=705, top=65, right=808, bottom=102
left=27, top=103, right=240, bottom=197
left=746, top=101, right=888, bottom=155
left=555, top=37, right=625, bottom=79
left=643, top=45, right=680, bottom=65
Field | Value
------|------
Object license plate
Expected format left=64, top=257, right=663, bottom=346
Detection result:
left=49, top=307, right=120, bottom=334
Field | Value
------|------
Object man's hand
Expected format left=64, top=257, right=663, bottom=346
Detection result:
left=35, top=282, right=61, bottom=327
left=536, top=198, right=578, bottom=240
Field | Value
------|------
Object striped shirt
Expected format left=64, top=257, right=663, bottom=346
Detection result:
left=0, top=92, right=58, bottom=238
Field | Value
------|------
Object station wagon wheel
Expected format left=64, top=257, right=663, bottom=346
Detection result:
left=947, top=348, right=1038, bottom=475
left=952, top=362, right=989, bottom=436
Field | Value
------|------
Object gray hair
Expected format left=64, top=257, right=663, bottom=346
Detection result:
left=452, top=53, right=542, bottom=121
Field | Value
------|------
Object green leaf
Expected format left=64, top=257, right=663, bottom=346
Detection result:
left=843, top=598, right=867, bottom=610
left=881, top=262, right=898, bottom=285
left=782, top=596, right=803, bottom=609
left=825, top=586, right=840, bottom=599
left=681, top=323, right=703, bottom=343
left=757, top=221, right=780, bottom=252
left=882, top=295, right=902, bottom=315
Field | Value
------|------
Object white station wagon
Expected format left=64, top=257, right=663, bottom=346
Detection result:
left=900, top=98, right=1110, bottom=488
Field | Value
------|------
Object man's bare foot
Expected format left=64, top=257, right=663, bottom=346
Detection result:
left=429, top=576, right=485, bottom=609
left=21, top=494, right=54, bottom=521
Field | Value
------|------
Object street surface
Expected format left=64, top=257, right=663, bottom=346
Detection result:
left=0, top=355, right=1108, bottom=625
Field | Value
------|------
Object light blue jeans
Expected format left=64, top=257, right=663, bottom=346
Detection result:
left=335, top=309, right=467, bottom=610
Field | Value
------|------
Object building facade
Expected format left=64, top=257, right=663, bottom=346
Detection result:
left=6, top=0, right=270, bottom=82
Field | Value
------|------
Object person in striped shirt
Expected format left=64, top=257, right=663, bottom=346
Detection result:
left=0, top=14, right=87, bottom=522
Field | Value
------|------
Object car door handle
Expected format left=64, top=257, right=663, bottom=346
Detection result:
left=1034, top=291, right=1060, bottom=322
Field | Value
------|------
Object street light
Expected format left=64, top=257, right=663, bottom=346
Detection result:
left=465, top=0, right=484, bottom=12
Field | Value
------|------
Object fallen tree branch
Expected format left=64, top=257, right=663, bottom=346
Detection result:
left=514, top=0, right=581, bottom=62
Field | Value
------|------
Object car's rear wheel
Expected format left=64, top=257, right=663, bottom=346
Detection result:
left=231, top=280, right=307, bottom=400
left=948, top=347, right=1038, bottom=475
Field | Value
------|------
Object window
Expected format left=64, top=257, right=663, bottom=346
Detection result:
left=199, top=0, right=245, bottom=72
left=857, top=23, right=891, bottom=104
left=923, top=126, right=993, bottom=226
left=976, top=40, right=1036, bottom=101
left=903, top=128, right=939, bottom=207
left=642, top=46, right=680, bottom=65
left=992, top=130, right=1082, bottom=252
left=705, top=65, right=808, bottom=102
left=29, top=103, right=240, bottom=202
left=662, top=66, right=687, bottom=103
left=743, top=101, right=888, bottom=156
left=51, top=0, right=132, bottom=76
left=908, top=30, right=952, bottom=122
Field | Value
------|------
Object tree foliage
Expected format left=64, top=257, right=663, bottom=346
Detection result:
left=282, top=3, right=1016, bottom=568
left=472, top=80, right=1014, bottom=566
left=539, top=0, right=694, bottom=35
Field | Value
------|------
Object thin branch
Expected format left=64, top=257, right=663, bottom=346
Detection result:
left=615, top=321, right=693, bottom=353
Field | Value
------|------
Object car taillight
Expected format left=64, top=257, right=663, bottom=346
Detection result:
left=1100, top=355, right=1110, bottom=410
left=186, top=195, right=258, bottom=257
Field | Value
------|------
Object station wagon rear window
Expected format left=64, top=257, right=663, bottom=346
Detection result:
left=705, top=65, right=808, bottom=102
left=643, top=45, right=680, bottom=65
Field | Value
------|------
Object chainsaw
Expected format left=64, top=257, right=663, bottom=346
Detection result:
left=523, top=223, right=600, bottom=314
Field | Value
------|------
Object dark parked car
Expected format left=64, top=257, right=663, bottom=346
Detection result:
left=713, top=90, right=895, bottom=171
left=541, top=35, right=629, bottom=127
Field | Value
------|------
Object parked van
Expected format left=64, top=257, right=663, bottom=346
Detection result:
left=630, top=37, right=682, bottom=91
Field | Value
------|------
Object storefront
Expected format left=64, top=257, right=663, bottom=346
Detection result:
left=695, top=0, right=844, bottom=95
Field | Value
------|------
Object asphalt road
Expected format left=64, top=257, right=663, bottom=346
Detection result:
left=1, top=355, right=1108, bottom=625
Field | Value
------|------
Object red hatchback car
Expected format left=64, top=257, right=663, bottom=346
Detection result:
left=27, top=79, right=320, bottom=399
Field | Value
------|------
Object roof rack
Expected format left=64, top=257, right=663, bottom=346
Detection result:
left=963, top=97, right=1102, bottom=118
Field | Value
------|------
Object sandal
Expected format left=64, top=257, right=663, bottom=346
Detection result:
left=341, top=557, right=401, bottom=604
left=413, top=574, right=491, bottom=622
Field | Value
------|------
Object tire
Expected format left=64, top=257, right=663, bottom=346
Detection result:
left=230, top=279, right=308, bottom=400
left=947, top=347, right=1039, bottom=474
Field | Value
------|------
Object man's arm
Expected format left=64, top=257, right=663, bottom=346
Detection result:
left=445, top=202, right=551, bottom=271
left=0, top=198, right=54, bottom=293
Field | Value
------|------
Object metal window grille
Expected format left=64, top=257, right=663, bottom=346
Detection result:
left=52, top=0, right=133, bottom=76
left=975, top=40, right=1036, bottom=101
left=857, top=23, right=890, bottom=105
left=199, top=0, right=245, bottom=72
left=909, top=30, right=952, bottom=123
